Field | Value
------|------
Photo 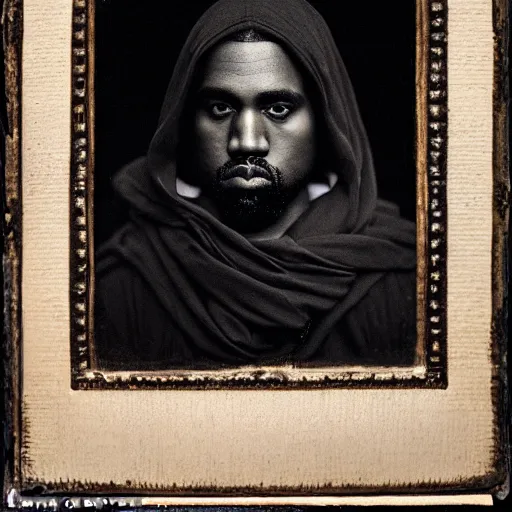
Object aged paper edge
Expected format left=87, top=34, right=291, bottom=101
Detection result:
left=2, top=0, right=23, bottom=498
left=489, top=0, right=511, bottom=500
left=6, top=492, right=494, bottom=509
left=145, top=494, right=495, bottom=506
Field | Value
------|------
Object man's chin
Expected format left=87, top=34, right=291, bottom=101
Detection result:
left=216, top=193, right=286, bottom=234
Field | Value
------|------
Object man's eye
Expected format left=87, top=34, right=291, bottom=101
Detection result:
left=210, top=103, right=234, bottom=118
left=264, top=104, right=292, bottom=120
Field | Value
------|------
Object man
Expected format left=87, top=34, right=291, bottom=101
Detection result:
left=95, top=0, right=417, bottom=370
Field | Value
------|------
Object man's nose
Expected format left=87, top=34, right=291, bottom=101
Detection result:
left=228, top=108, right=269, bottom=157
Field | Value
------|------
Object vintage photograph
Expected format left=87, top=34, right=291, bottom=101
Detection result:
left=91, top=0, right=420, bottom=373
left=2, top=0, right=508, bottom=503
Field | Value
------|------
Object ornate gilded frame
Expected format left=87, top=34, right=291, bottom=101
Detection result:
left=65, top=0, right=450, bottom=390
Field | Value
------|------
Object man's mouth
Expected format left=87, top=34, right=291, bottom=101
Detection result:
left=211, top=157, right=287, bottom=232
left=220, top=164, right=273, bottom=189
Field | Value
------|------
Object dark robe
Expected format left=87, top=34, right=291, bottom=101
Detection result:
left=95, top=0, right=417, bottom=371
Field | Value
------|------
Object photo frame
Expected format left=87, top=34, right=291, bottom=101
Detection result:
left=2, top=0, right=509, bottom=506
left=67, top=0, right=442, bottom=390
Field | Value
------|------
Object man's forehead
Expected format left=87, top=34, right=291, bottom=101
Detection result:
left=199, top=41, right=305, bottom=91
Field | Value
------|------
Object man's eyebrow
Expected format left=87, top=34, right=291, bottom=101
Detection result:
left=196, top=87, right=305, bottom=105
left=196, top=87, right=238, bottom=103
left=256, top=90, right=305, bottom=105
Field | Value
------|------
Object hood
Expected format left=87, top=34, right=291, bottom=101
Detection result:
left=115, top=0, right=379, bottom=236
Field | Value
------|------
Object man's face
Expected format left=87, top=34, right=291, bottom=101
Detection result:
left=191, top=40, right=317, bottom=232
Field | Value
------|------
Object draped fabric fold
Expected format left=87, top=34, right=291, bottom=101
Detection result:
left=95, top=0, right=417, bottom=368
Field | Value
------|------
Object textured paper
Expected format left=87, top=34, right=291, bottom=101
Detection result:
left=20, top=0, right=498, bottom=492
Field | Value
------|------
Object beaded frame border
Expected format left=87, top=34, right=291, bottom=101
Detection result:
left=68, top=0, right=448, bottom=390
left=70, top=0, right=96, bottom=384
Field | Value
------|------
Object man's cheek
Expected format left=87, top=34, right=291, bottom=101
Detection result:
left=270, top=141, right=311, bottom=171
left=195, top=119, right=226, bottom=148
left=196, top=135, right=227, bottom=167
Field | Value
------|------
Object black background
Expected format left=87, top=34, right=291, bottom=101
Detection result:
left=94, top=0, right=417, bottom=246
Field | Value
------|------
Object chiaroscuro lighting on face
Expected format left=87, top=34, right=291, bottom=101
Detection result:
left=191, top=40, right=317, bottom=234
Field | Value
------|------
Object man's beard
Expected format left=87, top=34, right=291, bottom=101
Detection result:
left=209, top=156, right=292, bottom=233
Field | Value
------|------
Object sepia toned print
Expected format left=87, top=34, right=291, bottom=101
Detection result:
left=93, top=0, right=417, bottom=374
